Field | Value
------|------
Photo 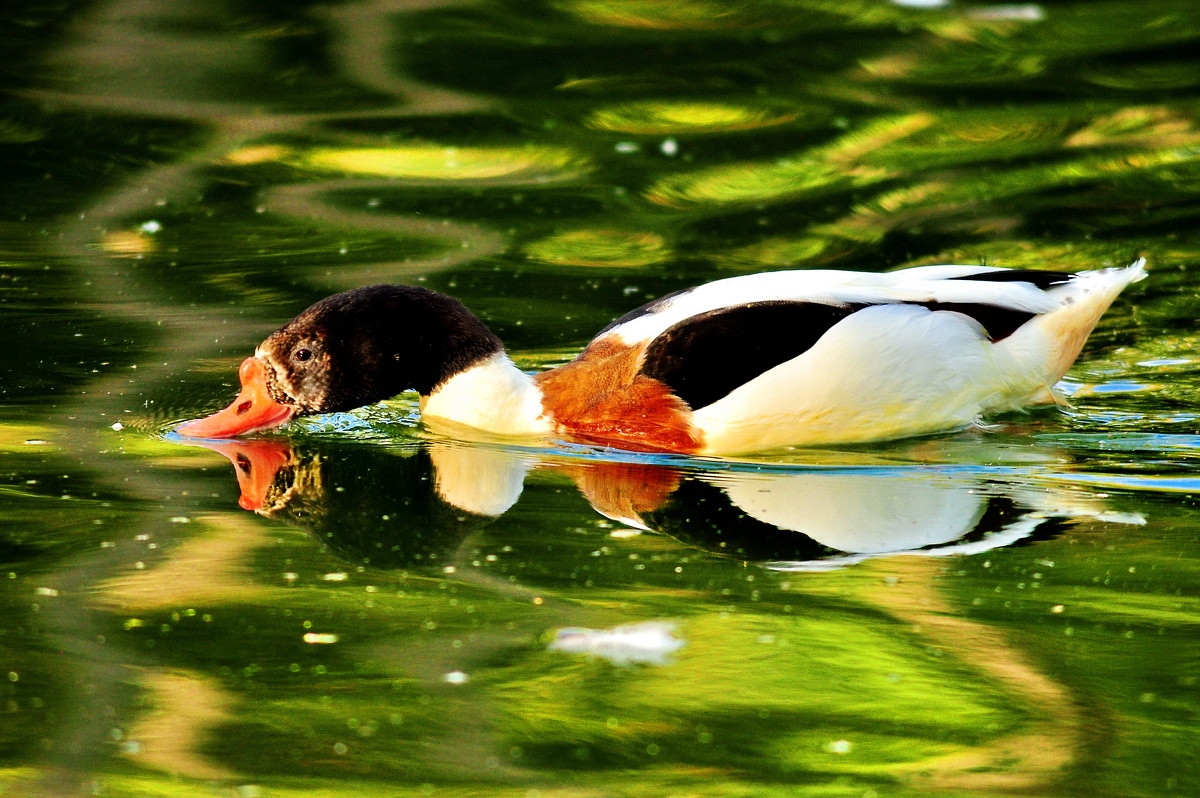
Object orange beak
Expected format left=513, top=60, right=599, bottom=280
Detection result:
left=176, top=357, right=296, bottom=438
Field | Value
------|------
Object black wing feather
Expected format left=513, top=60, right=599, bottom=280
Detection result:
left=949, top=269, right=1073, bottom=289
left=917, top=302, right=1038, bottom=342
left=640, top=301, right=857, bottom=411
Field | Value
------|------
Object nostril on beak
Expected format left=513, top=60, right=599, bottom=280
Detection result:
left=236, top=400, right=253, bottom=416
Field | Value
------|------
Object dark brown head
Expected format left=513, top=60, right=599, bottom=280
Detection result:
left=177, top=284, right=503, bottom=438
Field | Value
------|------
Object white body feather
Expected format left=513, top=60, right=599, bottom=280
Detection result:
left=422, top=352, right=551, bottom=436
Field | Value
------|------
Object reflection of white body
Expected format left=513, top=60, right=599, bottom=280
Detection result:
left=710, top=469, right=1141, bottom=570
left=423, top=440, right=1143, bottom=568
left=712, top=471, right=986, bottom=553
left=428, top=441, right=533, bottom=517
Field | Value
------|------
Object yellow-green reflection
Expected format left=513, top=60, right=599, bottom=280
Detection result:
left=1065, top=106, right=1200, bottom=149
left=221, top=143, right=293, bottom=165
left=1084, top=62, right=1200, bottom=91
left=587, top=100, right=805, bottom=134
left=0, top=424, right=60, bottom=453
left=0, top=119, right=41, bottom=144
left=556, top=0, right=912, bottom=30
left=559, top=75, right=727, bottom=94
left=645, top=113, right=931, bottom=208
left=714, top=236, right=833, bottom=270
left=906, top=241, right=1147, bottom=273
left=554, top=0, right=770, bottom=30
left=802, top=179, right=976, bottom=250
left=763, top=135, right=1200, bottom=258
left=293, top=144, right=590, bottom=183
left=524, top=229, right=670, bottom=267
left=863, top=49, right=1049, bottom=84
left=859, top=112, right=1072, bottom=171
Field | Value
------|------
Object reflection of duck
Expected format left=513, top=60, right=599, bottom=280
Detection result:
left=186, top=437, right=1140, bottom=569
left=177, top=261, right=1144, bottom=452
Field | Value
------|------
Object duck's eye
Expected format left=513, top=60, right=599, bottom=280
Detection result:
left=294, top=348, right=312, bottom=363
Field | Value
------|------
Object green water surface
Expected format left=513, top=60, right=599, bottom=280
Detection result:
left=2, top=1, right=1198, bottom=796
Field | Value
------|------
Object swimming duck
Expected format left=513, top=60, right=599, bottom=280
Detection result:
left=177, top=259, right=1145, bottom=453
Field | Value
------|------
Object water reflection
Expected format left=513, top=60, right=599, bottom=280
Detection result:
left=586, top=99, right=809, bottom=134
left=549, top=620, right=684, bottom=666
left=182, top=436, right=1140, bottom=570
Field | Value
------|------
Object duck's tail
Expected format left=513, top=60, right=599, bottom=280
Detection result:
left=1011, top=258, right=1146, bottom=401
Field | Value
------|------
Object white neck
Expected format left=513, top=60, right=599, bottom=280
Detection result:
left=420, top=352, right=552, bottom=437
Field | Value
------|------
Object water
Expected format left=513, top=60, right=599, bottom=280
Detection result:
left=2, top=1, right=1198, bottom=796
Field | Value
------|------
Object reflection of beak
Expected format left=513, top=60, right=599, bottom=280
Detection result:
left=177, top=357, right=295, bottom=438
left=186, top=438, right=295, bottom=511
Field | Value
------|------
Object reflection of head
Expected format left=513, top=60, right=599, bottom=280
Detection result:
left=196, top=438, right=502, bottom=570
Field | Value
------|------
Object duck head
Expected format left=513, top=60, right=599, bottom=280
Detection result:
left=177, top=284, right=503, bottom=438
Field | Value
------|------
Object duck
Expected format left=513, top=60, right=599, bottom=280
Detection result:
left=177, top=258, right=1146, bottom=454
